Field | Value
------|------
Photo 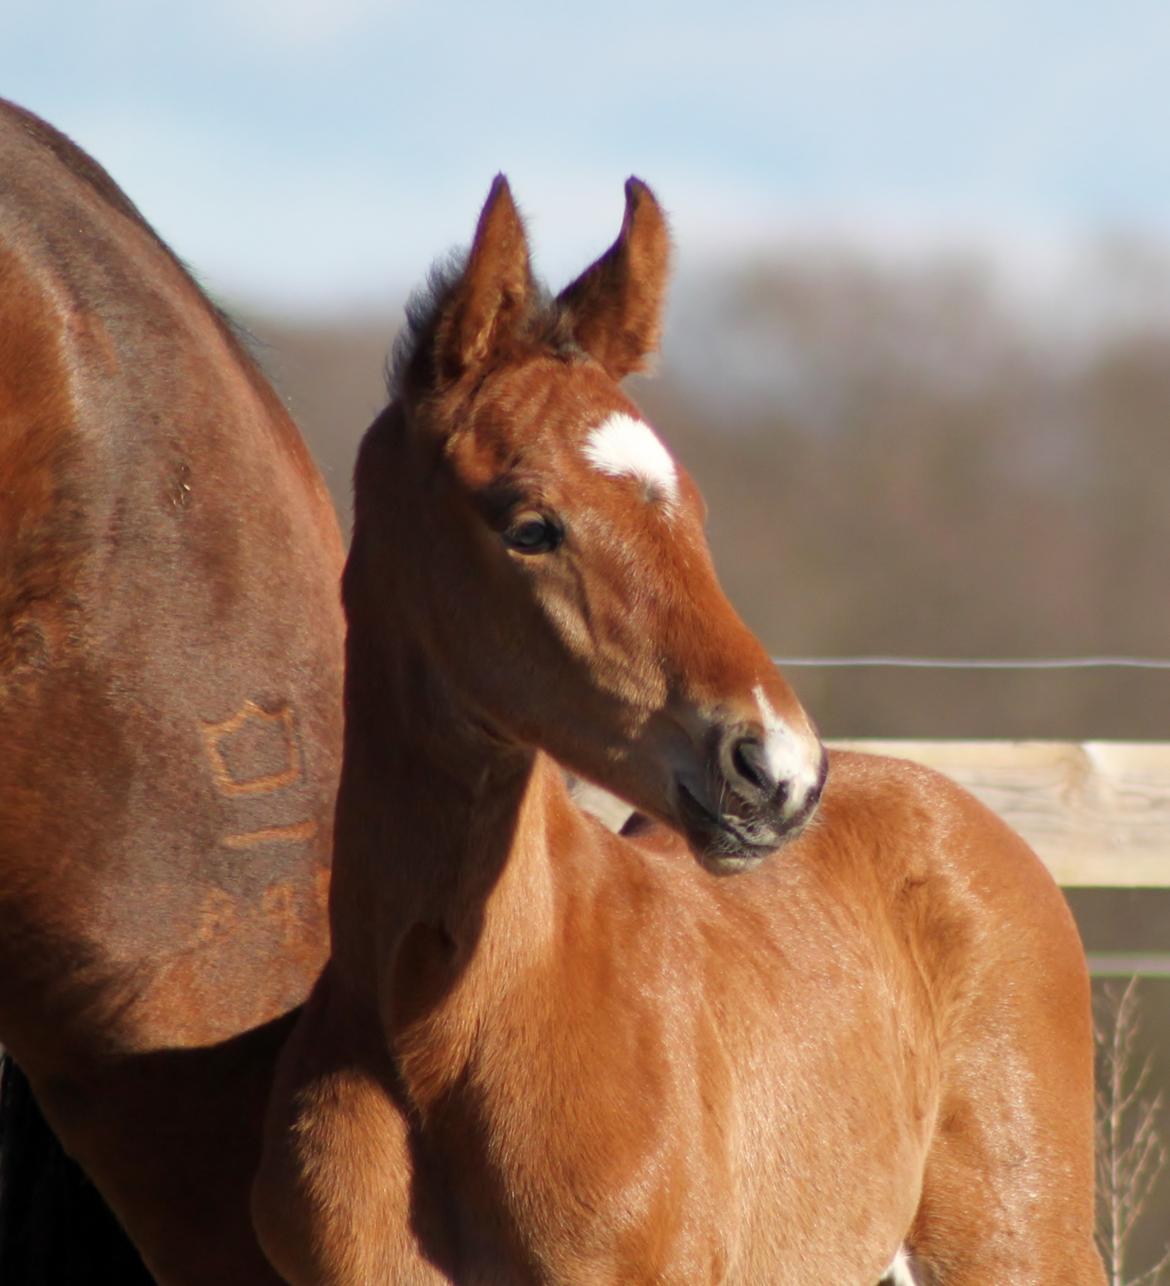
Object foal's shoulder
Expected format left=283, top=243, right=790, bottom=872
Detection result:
left=813, top=747, right=1079, bottom=976
left=819, top=745, right=1049, bottom=884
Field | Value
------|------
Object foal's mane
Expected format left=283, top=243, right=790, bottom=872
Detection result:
left=386, top=248, right=579, bottom=400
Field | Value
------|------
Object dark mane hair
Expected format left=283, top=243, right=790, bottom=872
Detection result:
left=385, top=249, right=466, bottom=398
left=386, top=250, right=578, bottom=400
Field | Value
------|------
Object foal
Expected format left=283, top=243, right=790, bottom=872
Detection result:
left=255, top=178, right=1102, bottom=1283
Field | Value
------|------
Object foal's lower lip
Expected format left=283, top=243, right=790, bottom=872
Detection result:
left=676, top=781, right=777, bottom=854
left=702, top=850, right=769, bottom=875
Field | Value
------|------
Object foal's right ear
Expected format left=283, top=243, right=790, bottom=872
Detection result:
left=556, top=178, right=672, bottom=381
left=433, top=175, right=535, bottom=381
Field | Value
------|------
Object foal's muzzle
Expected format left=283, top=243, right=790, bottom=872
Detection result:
left=674, top=721, right=827, bottom=874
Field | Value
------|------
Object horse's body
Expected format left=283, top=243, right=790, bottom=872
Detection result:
left=0, top=100, right=344, bottom=1282
left=254, top=178, right=1103, bottom=1283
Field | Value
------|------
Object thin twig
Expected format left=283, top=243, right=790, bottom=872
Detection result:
left=1095, top=978, right=1170, bottom=1286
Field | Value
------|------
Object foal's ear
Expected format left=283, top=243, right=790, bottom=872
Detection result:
left=436, top=175, right=535, bottom=379
left=557, top=178, right=671, bottom=380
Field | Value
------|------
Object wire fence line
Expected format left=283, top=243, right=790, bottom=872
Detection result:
left=772, top=656, right=1170, bottom=671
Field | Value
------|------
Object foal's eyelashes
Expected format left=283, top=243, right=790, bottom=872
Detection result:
left=502, top=512, right=563, bottom=555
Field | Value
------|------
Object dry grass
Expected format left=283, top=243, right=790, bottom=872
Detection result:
left=1096, top=978, right=1170, bottom=1286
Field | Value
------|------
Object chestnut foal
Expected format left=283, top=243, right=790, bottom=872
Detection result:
left=254, top=179, right=1102, bottom=1284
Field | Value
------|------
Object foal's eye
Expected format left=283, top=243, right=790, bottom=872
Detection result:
left=503, top=512, right=562, bottom=555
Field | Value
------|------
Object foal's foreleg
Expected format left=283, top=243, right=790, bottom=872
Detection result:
left=904, top=795, right=1105, bottom=1284
left=253, top=974, right=448, bottom=1286
left=907, top=1136, right=1104, bottom=1284
left=905, top=1021, right=1103, bottom=1282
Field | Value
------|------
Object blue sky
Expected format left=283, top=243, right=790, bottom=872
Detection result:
left=6, top=1, right=1169, bottom=312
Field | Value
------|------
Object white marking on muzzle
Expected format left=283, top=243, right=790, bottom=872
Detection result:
left=583, top=412, right=679, bottom=506
left=752, top=684, right=821, bottom=815
left=882, top=1246, right=917, bottom=1285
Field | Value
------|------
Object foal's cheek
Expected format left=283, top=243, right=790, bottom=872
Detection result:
left=528, top=563, right=595, bottom=666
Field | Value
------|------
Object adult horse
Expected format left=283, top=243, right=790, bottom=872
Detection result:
left=0, top=100, right=344, bottom=1282
left=254, top=178, right=1103, bottom=1282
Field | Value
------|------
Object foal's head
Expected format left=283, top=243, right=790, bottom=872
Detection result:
left=354, top=176, right=825, bottom=872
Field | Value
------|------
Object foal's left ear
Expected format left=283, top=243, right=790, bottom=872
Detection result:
left=435, top=175, right=535, bottom=380
left=556, top=178, right=671, bottom=380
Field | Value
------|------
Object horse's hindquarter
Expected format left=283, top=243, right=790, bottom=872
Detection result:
left=0, top=142, right=342, bottom=1055
left=0, top=101, right=345, bottom=1282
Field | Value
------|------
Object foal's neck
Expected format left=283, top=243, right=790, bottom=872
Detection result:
left=329, top=541, right=570, bottom=1041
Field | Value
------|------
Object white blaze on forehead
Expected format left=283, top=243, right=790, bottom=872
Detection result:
left=583, top=412, right=679, bottom=505
left=752, top=683, right=823, bottom=816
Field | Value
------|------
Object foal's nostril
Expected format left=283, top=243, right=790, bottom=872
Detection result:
left=730, top=737, right=776, bottom=796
